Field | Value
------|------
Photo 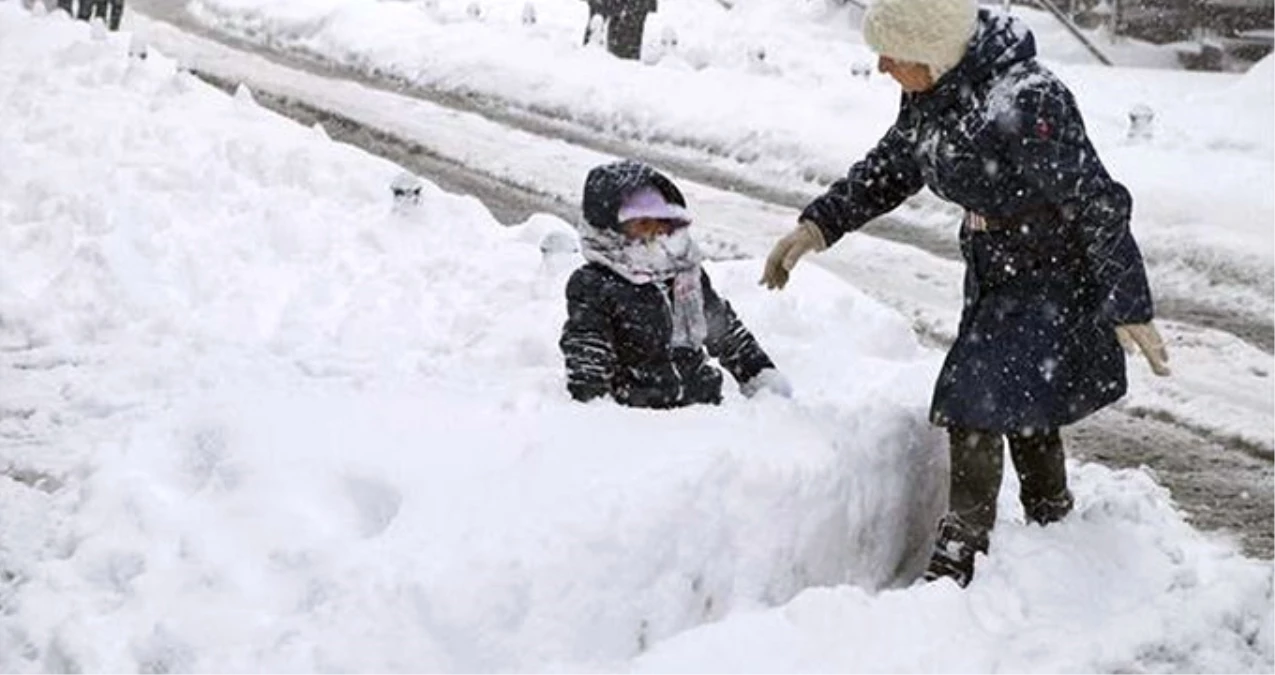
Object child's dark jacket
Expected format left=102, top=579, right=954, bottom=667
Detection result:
left=561, top=160, right=774, bottom=408
left=561, top=262, right=773, bottom=408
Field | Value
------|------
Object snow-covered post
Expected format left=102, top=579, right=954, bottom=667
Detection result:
left=538, top=229, right=580, bottom=285
left=585, top=13, right=606, bottom=48
left=390, top=172, right=424, bottom=212
left=234, top=83, right=257, bottom=107
left=1091, top=0, right=1120, bottom=44
left=747, top=44, right=780, bottom=76
left=128, top=34, right=148, bottom=61
left=539, top=230, right=578, bottom=257
left=659, top=25, right=678, bottom=52
left=1127, top=104, right=1154, bottom=141
left=641, top=25, right=676, bottom=64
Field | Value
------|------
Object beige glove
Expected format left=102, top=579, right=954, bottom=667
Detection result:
left=1115, top=322, right=1171, bottom=376
left=760, top=220, right=827, bottom=290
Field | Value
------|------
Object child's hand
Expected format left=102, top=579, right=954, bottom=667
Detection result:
left=741, top=368, right=793, bottom=399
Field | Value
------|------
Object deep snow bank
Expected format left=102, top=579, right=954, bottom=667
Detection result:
left=0, top=6, right=945, bottom=670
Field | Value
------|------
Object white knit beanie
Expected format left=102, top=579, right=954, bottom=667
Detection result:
left=862, top=0, right=979, bottom=81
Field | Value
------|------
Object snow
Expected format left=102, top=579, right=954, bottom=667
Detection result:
left=161, top=0, right=1275, bottom=452
left=0, top=1, right=1271, bottom=673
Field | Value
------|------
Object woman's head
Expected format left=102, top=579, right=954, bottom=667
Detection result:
left=862, top=0, right=978, bottom=89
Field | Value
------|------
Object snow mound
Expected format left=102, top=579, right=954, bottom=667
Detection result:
left=0, top=4, right=1268, bottom=673
left=0, top=5, right=946, bottom=670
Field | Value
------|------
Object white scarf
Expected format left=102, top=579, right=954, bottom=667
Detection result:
left=579, top=225, right=708, bottom=349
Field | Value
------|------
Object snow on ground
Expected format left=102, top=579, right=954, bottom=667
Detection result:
left=0, top=3, right=1270, bottom=673
left=2, top=5, right=947, bottom=671
left=162, top=0, right=1275, bottom=453
left=179, top=0, right=1273, bottom=314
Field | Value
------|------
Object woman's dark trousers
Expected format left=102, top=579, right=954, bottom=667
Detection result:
left=925, top=426, right=1074, bottom=586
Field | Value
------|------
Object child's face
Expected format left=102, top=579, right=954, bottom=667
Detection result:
left=621, top=218, right=684, bottom=242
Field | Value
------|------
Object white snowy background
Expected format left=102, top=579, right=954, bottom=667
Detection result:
left=0, top=0, right=1271, bottom=672
left=153, top=0, right=1275, bottom=450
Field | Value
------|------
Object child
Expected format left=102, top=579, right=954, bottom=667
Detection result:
left=560, top=160, right=790, bottom=409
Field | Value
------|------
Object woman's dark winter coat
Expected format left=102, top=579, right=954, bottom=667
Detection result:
left=801, top=10, right=1154, bottom=433
left=561, top=161, right=775, bottom=409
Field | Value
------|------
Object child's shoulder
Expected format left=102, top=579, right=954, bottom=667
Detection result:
left=566, top=262, right=622, bottom=297
left=567, top=261, right=612, bottom=285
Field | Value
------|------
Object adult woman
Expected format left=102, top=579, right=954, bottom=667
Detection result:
left=761, top=0, right=1169, bottom=586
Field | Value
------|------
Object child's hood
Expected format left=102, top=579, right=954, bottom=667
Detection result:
left=581, top=160, right=688, bottom=233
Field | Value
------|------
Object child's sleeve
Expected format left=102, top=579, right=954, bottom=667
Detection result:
left=559, top=268, right=617, bottom=402
left=701, top=271, right=775, bottom=386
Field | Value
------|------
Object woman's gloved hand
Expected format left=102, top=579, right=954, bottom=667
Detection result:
left=1115, top=322, right=1170, bottom=376
left=760, top=220, right=826, bottom=290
